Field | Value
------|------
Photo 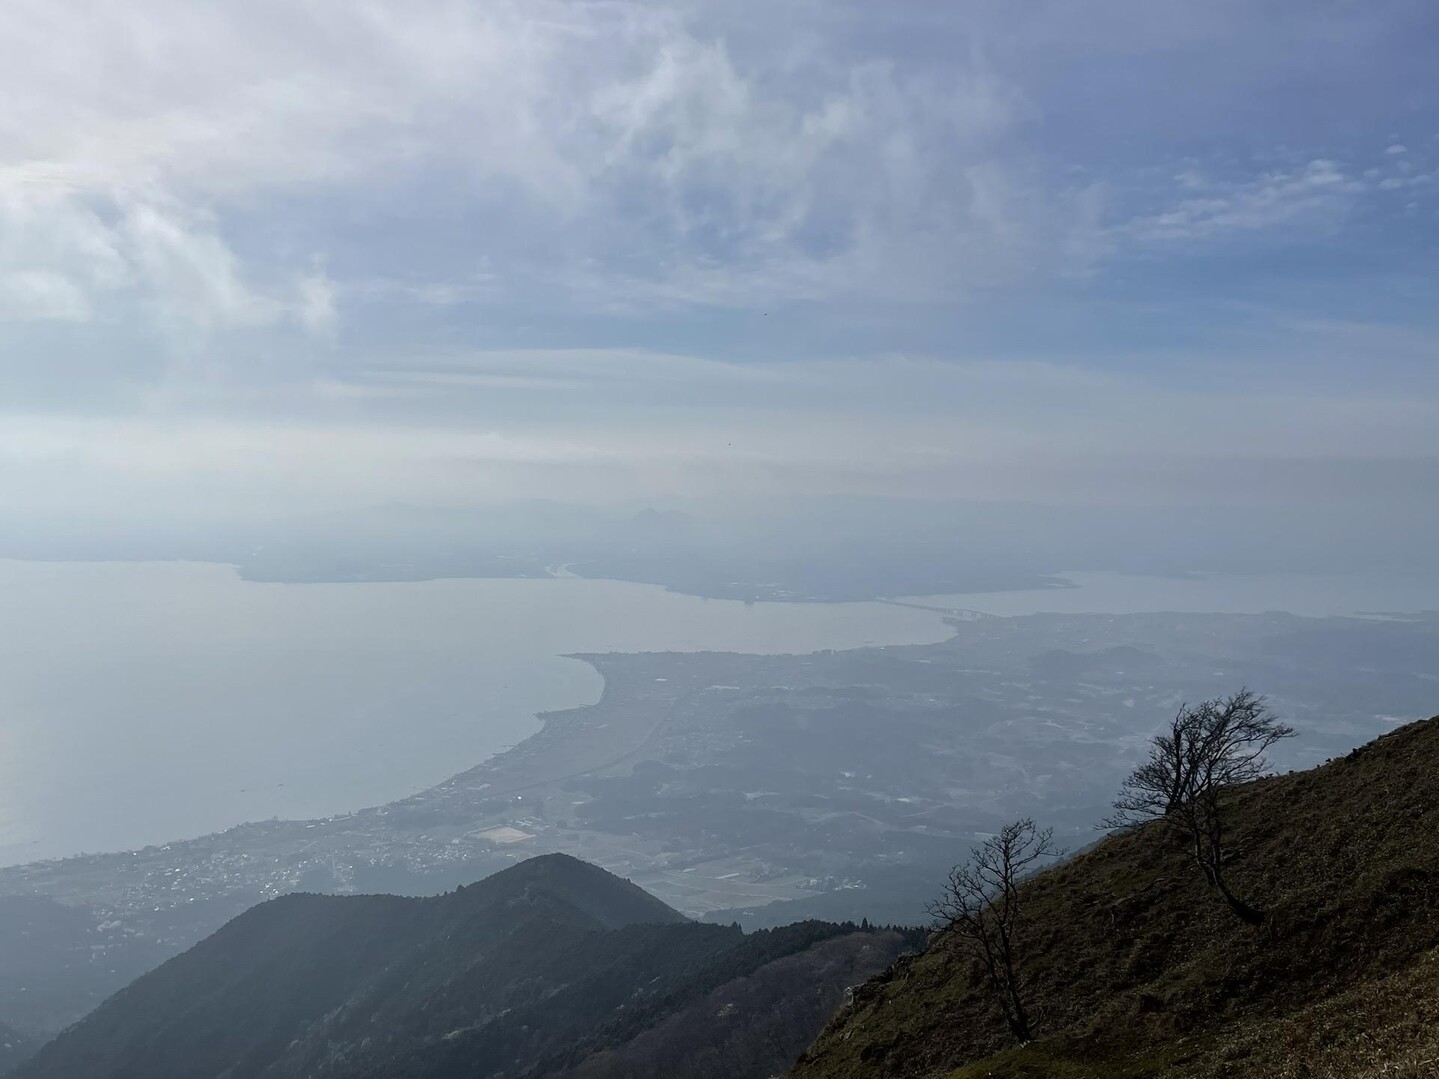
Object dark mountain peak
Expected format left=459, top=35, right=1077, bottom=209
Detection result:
left=450, top=852, right=686, bottom=929
left=470, top=850, right=626, bottom=888
left=18, top=856, right=901, bottom=1079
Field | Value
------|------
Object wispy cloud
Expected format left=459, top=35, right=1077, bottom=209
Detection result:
left=1123, top=159, right=1362, bottom=244
left=0, top=0, right=1434, bottom=551
left=0, top=0, right=1074, bottom=331
left=1118, top=150, right=1438, bottom=249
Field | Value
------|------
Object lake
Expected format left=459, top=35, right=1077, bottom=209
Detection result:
left=0, top=561, right=953, bottom=865
left=5, top=562, right=1435, bottom=866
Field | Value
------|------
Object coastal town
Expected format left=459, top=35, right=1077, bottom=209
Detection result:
left=4, top=608, right=1432, bottom=975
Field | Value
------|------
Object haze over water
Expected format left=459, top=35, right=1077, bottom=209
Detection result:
left=0, top=560, right=952, bottom=865
left=5, top=561, right=1436, bottom=866
left=906, top=571, right=1439, bottom=618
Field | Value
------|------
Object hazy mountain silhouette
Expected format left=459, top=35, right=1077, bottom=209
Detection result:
left=19, top=854, right=911, bottom=1079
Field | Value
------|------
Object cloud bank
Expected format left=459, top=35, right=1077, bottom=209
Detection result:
left=0, top=0, right=1436, bottom=560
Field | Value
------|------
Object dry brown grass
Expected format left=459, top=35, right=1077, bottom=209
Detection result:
left=1176, top=947, right=1439, bottom=1079
left=791, top=715, right=1439, bottom=1079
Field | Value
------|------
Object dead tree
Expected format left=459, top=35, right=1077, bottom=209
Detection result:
left=927, top=818, right=1059, bottom=1044
left=1105, top=688, right=1294, bottom=925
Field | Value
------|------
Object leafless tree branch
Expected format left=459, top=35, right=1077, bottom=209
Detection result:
left=1104, top=688, right=1294, bottom=924
left=927, top=818, right=1061, bottom=1044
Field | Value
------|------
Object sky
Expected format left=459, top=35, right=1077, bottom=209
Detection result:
left=2, top=0, right=1437, bottom=540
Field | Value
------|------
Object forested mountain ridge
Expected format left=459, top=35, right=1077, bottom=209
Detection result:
left=16, top=853, right=915, bottom=1079
left=789, top=714, right=1439, bottom=1079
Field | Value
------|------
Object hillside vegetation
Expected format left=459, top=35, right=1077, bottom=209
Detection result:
left=18, top=854, right=915, bottom=1079
left=791, top=714, right=1439, bottom=1079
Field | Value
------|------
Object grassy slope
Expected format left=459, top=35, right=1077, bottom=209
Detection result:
left=791, top=715, right=1439, bottom=1079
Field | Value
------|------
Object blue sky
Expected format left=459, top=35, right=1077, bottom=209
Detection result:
left=1, top=0, right=1436, bottom=528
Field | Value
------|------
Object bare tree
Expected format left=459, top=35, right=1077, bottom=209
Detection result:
left=1105, top=688, right=1294, bottom=925
left=927, top=819, right=1060, bottom=1044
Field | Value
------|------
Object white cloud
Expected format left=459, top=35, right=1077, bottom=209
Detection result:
left=0, top=270, right=92, bottom=322
left=122, top=202, right=273, bottom=335
left=0, top=0, right=1433, bottom=543
left=1122, top=159, right=1363, bottom=245
left=0, top=185, right=336, bottom=345
left=0, top=0, right=1078, bottom=333
left=294, top=273, right=338, bottom=341
left=0, top=186, right=130, bottom=320
left=4, top=0, right=1421, bottom=339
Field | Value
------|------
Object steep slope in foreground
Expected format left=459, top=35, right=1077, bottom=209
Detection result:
left=19, top=853, right=912, bottom=1079
left=792, top=715, right=1439, bottom=1079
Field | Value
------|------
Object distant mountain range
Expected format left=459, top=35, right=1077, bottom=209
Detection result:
left=15, top=854, right=913, bottom=1079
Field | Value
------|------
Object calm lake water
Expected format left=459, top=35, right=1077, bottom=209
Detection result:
left=5, top=562, right=1435, bottom=866
left=0, top=561, right=953, bottom=865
